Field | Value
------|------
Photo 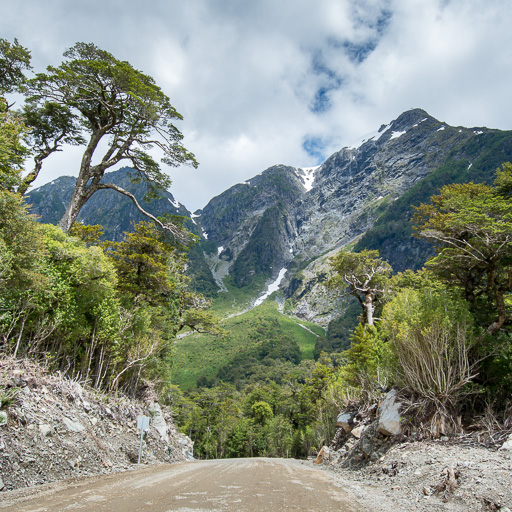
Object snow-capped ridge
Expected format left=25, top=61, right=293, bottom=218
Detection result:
left=167, top=197, right=181, bottom=209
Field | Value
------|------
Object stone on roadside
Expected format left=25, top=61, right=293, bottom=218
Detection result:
left=314, top=445, right=332, bottom=465
left=336, top=412, right=354, bottom=433
left=499, top=433, right=512, bottom=451
left=351, top=425, right=366, bottom=439
left=148, top=401, right=169, bottom=443
left=377, top=390, right=402, bottom=436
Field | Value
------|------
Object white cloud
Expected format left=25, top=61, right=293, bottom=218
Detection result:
left=2, top=0, right=512, bottom=211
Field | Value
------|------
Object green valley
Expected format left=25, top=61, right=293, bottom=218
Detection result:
left=172, top=299, right=326, bottom=390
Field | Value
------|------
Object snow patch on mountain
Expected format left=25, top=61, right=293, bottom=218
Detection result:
left=390, top=130, right=406, bottom=140
left=296, top=166, right=320, bottom=192
left=347, top=123, right=391, bottom=149
left=167, top=197, right=181, bottom=209
left=253, top=268, right=287, bottom=307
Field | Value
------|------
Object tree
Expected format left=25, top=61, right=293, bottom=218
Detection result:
left=0, top=103, right=29, bottom=191
left=328, top=249, right=392, bottom=326
left=0, top=38, right=31, bottom=98
left=26, top=42, right=197, bottom=240
left=413, top=164, right=512, bottom=333
left=0, top=39, right=31, bottom=191
left=17, top=101, right=85, bottom=195
left=107, top=221, right=222, bottom=338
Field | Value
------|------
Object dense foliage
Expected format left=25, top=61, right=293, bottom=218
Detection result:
left=0, top=38, right=215, bottom=394
left=171, top=356, right=341, bottom=459
left=0, top=192, right=212, bottom=393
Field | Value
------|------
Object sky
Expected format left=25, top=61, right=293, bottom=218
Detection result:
left=3, top=0, right=512, bottom=212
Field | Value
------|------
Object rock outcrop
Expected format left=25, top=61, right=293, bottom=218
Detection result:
left=330, top=390, right=404, bottom=467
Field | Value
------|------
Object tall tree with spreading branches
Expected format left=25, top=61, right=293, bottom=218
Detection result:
left=26, top=42, right=198, bottom=241
left=413, top=163, right=512, bottom=334
left=328, top=249, right=392, bottom=326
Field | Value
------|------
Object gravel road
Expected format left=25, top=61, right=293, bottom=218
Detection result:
left=0, top=458, right=363, bottom=512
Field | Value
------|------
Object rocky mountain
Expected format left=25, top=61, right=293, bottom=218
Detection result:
left=193, top=108, right=512, bottom=322
left=26, top=167, right=195, bottom=240
left=25, top=108, right=512, bottom=324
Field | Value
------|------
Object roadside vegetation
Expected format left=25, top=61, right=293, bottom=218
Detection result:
left=0, top=38, right=217, bottom=395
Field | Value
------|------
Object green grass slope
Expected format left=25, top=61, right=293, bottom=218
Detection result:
left=171, top=299, right=326, bottom=390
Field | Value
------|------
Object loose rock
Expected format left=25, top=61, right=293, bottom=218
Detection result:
left=377, top=390, right=402, bottom=437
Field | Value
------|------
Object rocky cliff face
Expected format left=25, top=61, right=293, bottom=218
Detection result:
left=292, top=108, right=498, bottom=264
left=192, top=108, right=512, bottom=322
left=195, top=165, right=305, bottom=288
left=26, top=109, right=512, bottom=321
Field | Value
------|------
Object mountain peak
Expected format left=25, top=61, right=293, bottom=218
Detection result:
left=389, top=108, right=434, bottom=131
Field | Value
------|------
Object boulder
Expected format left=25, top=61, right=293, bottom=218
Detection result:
left=148, top=401, right=169, bottom=444
left=336, top=412, right=354, bottom=433
left=377, top=390, right=401, bottom=436
left=314, top=445, right=332, bottom=465
left=176, top=433, right=194, bottom=461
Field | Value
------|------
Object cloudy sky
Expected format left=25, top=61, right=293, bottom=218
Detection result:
left=3, top=0, right=512, bottom=211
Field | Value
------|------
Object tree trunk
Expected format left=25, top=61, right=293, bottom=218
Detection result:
left=18, top=156, right=44, bottom=196
left=58, top=129, right=104, bottom=231
left=58, top=181, right=97, bottom=231
left=364, top=292, right=375, bottom=326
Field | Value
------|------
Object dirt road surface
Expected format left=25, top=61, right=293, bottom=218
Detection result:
left=0, top=458, right=364, bottom=512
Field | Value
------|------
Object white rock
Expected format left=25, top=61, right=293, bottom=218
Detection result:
left=499, top=433, right=512, bottom=451
left=62, top=416, right=85, bottom=433
left=0, top=411, right=7, bottom=426
left=148, top=402, right=169, bottom=443
left=377, top=390, right=402, bottom=436
left=39, top=424, right=52, bottom=437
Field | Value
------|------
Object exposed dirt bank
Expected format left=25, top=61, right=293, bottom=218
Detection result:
left=0, top=357, right=192, bottom=492
left=323, top=439, right=512, bottom=511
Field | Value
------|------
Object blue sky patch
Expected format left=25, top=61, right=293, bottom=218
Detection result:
left=302, top=135, right=328, bottom=162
